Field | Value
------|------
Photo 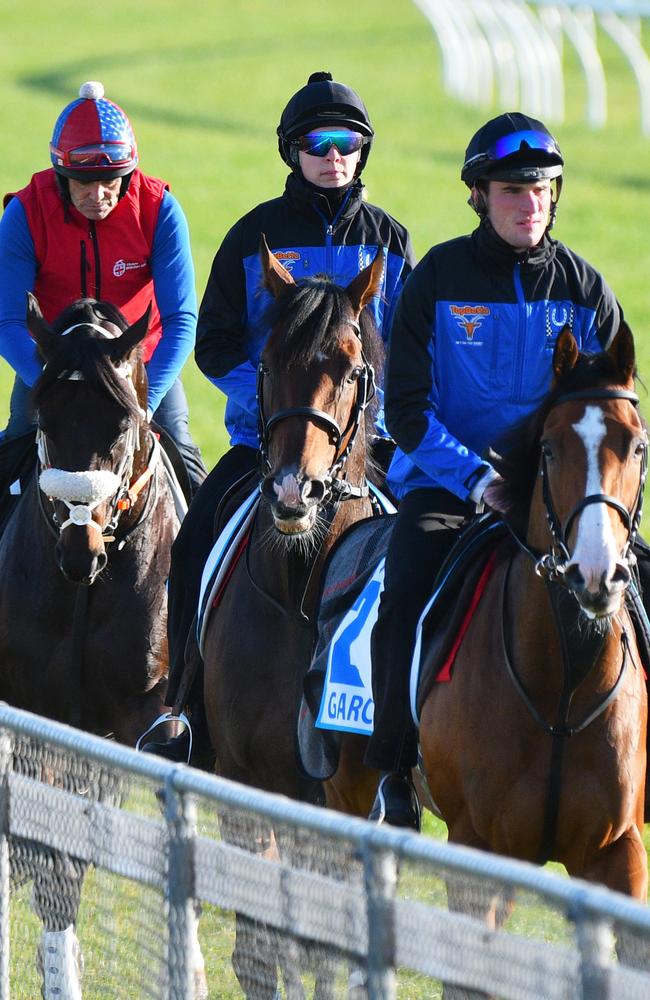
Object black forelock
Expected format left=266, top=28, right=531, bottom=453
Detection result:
left=33, top=299, right=141, bottom=419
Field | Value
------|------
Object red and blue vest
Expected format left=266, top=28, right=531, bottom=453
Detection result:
left=10, top=168, right=168, bottom=361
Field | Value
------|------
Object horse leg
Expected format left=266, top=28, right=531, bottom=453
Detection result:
left=31, top=846, right=86, bottom=1000
left=577, top=826, right=648, bottom=972
left=442, top=818, right=515, bottom=1000
left=218, top=809, right=282, bottom=999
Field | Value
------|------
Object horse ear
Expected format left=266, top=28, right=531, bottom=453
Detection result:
left=607, top=319, right=636, bottom=384
left=552, top=326, right=579, bottom=380
left=260, top=233, right=295, bottom=298
left=345, top=248, right=385, bottom=318
left=105, top=304, right=152, bottom=363
left=26, top=292, right=57, bottom=361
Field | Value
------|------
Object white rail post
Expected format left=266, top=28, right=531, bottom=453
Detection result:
left=164, top=775, right=197, bottom=1000
left=575, top=908, right=615, bottom=999
left=363, top=842, right=398, bottom=1000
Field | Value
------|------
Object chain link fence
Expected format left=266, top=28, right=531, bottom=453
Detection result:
left=1, top=703, right=650, bottom=999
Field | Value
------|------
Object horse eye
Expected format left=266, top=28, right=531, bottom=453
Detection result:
left=634, top=439, right=647, bottom=459
left=540, top=440, right=554, bottom=461
left=347, top=367, right=363, bottom=384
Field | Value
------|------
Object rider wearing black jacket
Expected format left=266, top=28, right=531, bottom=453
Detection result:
left=142, top=71, right=415, bottom=765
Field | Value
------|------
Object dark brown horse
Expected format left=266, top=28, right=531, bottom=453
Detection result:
left=0, top=295, right=177, bottom=741
left=419, top=324, right=647, bottom=981
left=202, top=240, right=385, bottom=998
left=0, top=296, right=181, bottom=996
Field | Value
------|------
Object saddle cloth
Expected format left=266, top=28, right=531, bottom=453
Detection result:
left=196, top=490, right=259, bottom=657
left=298, top=511, right=506, bottom=779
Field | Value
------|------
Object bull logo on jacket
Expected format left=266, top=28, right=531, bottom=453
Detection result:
left=450, top=304, right=490, bottom=345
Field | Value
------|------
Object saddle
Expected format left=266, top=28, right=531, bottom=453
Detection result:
left=415, top=513, right=509, bottom=717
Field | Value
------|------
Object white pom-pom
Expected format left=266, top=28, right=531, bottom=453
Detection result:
left=79, top=81, right=104, bottom=101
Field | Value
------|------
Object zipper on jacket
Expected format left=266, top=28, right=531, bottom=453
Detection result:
left=89, top=222, right=101, bottom=299
left=513, top=261, right=526, bottom=400
left=80, top=240, right=87, bottom=297
left=313, top=187, right=354, bottom=275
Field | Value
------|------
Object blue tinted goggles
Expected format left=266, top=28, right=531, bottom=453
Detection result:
left=293, top=129, right=367, bottom=157
left=487, top=130, right=560, bottom=161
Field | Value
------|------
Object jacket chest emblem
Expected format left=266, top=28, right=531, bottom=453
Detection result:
left=112, top=259, right=147, bottom=278
left=449, top=304, right=490, bottom=346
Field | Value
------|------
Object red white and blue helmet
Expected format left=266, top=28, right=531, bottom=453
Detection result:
left=50, top=82, right=138, bottom=181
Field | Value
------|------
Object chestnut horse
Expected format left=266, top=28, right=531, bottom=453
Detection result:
left=202, top=241, right=385, bottom=998
left=419, top=324, right=647, bottom=981
left=0, top=296, right=180, bottom=995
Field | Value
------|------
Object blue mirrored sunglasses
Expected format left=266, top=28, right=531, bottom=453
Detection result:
left=293, top=130, right=366, bottom=157
left=487, top=130, right=559, bottom=161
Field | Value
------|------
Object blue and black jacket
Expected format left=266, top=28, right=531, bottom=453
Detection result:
left=195, top=172, right=415, bottom=448
left=385, top=221, right=621, bottom=502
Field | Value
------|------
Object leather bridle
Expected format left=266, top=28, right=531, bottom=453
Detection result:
left=256, top=317, right=377, bottom=504
left=519, top=387, right=647, bottom=581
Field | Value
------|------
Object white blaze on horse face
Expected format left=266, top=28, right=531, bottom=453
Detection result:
left=571, top=406, right=618, bottom=589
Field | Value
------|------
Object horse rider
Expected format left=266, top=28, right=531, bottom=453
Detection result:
left=365, top=111, right=635, bottom=831
left=0, top=81, right=206, bottom=494
left=142, top=70, right=416, bottom=765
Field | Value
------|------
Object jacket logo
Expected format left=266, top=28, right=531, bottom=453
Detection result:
left=450, top=304, right=490, bottom=345
left=113, top=259, right=147, bottom=278
left=274, top=251, right=300, bottom=261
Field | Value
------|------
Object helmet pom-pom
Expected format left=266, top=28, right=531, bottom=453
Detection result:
left=79, top=81, right=105, bottom=101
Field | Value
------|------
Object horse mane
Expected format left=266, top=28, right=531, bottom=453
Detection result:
left=488, top=347, right=640, bottom=525
left=32, top=298, right=143, bottom=420
left=263, top=275, right=385, bottom=436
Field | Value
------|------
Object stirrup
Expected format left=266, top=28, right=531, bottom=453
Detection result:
left=135, top=710, right=192, bottom=763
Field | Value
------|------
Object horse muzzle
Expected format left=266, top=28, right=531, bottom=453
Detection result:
left=563, top=560, right=631, bottom=619
left=261, top=471, right=327, bottom=535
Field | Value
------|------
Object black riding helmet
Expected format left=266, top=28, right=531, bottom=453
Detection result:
left=461, top=112, right=564, bottom=227
left=277, top=71, right=374, bottom=175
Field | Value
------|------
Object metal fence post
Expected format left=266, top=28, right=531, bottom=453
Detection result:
left=575, top=908, right=614, bottom=1000
left=0, top=731, right=13, bottom=1000
left=164, top=774, right=197, bottom=1000
left=363, top=842, right=398, bottom=1000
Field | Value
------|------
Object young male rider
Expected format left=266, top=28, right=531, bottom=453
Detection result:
left=143, top=71, right=415, bottom=764
left=365, top=112, right=626, bottom=831
left=0, top=81, right=206, bottom=493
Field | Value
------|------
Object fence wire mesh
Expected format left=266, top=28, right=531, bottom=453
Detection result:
left=1, top=715, right=650, bottom=999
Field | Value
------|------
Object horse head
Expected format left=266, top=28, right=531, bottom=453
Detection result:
left=28, top=294, right=152, bottom=585
left=256, top=235, right=384, bottom=537
left=527, top=321, right=647, bottom=618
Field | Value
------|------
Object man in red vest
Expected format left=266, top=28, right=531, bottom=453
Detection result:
left=0, top=81, right=205, bottom=492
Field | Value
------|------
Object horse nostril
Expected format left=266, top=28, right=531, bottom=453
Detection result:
left=563, top=563, right=585, bottom=591
left=261, top=477, right=276, bottom=502
left=612, top=562, right=631, bottom=586
left=302, top=479, right=327, bottom=503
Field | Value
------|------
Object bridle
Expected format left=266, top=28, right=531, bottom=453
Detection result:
left=256, top=317, right=377, bottom=504
left=518, top=387, right=648, bottom=582
left=36, top=320, right=156, bottom=545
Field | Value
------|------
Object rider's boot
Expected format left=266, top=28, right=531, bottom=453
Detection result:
left=368, top=769, right=421, bottom=832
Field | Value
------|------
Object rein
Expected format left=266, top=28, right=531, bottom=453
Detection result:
left=256, top=317, right=376, bottom=504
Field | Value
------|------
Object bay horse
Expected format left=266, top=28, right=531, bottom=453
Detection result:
left=418, top=323, right=647, bottom=986
left=202, top=239, right=386, bottom=998
left=0, top=295, right=180, bottom=996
